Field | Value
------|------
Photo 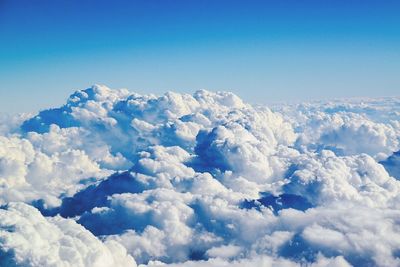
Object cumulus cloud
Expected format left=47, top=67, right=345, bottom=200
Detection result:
left=274, top=98, right=400, bottom=160
left=0, top=202, right=136, bottom=267
left=0, top=85, right=400, bottom=266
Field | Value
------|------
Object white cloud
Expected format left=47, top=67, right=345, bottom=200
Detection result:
left=0, top=202, right=136, bottom=267
left=1, top=85, right=400, bottom=266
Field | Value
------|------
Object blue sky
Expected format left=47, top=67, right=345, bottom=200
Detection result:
left=0, top=0, right=399, bottom=113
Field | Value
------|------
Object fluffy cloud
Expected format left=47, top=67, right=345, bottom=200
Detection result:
left=0, top=202, right=136, bottom=267
left=275, top=98, right=400, bottom=160
left=0, top=85, right=399, bottom=266
left=0, top=135, right=108, bottom=207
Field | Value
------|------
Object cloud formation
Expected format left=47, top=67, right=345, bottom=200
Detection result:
left=0, top=202, right=136, bottom=267
left=1, top=85, right=399, bottom=266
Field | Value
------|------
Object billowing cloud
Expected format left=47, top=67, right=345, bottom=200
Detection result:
left=0, top=85, right=399, bottom=266
left=0, top=202, right=136, bottom=267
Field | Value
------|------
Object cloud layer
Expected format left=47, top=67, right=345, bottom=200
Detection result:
left=1, top=85, right=400, bottom=266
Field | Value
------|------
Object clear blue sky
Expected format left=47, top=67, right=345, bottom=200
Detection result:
left=0, top=0, right=399, bottom=113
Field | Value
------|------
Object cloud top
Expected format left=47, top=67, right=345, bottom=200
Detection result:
left=1, top=85, right=400, bottom=266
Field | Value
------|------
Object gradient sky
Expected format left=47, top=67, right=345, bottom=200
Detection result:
left=0, top=0, right=399, bottom=113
